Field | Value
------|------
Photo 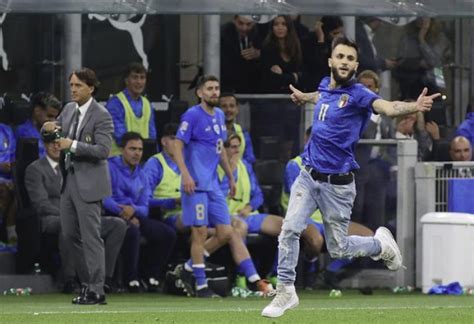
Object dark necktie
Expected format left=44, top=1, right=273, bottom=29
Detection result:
left=68, top=108, right=80, bottom=140
left=65, top=108, right=80, bottom=171
left=54, top=164, right=62, bottom=186
left=240, top=36, right=248, bottom=50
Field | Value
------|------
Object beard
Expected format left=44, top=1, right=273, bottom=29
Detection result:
left=332, top=66, right=356, bottom=86
left=204, top=97, right=219, bottom=108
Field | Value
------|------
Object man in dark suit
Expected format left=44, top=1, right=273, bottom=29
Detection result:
left=221, top=15, right=262, bottom=93
left=355, top=17, right=398, bottom=74
left=25, top=130, right=126, bottom=294
left=42, top=67, right=114, bottom=305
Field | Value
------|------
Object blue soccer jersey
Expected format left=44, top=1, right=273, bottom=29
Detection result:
left=176, top=104, right=227, bottom=191
left=303, top=77, right=380, bottom=173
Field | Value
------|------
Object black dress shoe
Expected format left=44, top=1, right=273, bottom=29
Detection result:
left=72, top=286, right=88, bottom=304
left=74, top=291, right=107, bottom=305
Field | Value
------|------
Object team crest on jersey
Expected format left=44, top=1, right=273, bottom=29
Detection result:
left=338, top=94, right=349, bottom=108
left=213, top=124, right=221, bottom=135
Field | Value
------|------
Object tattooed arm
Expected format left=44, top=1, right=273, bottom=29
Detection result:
left=289, top=84, right=319, bottom=106
left=373, top=87, right=441, bottom=117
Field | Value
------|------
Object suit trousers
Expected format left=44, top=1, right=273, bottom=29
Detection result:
left=45, top=215, right=126, bottom=280
left=60, top=172, right=105, bottom=294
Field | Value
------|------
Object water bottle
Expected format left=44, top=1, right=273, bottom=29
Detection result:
left=393, top=286, right=414, bottom=293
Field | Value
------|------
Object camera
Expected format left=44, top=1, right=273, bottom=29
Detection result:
left=41, top=127, right=63, bottom=143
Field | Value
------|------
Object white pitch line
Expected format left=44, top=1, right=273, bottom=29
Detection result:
left=5, top=305, right=473, bottom=316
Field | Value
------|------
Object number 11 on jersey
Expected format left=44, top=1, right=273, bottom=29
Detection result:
left=318, top=104, right=329, bottom=121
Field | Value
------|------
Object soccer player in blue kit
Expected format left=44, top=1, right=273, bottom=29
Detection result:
left=262, top=37, right=440, bottom=318
left=170, top=75, right=236, bottom=297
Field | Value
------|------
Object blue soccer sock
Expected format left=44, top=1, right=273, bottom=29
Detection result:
left=192, top=264, right=207, bottom=289
left=305, top=259, right=318, bottom=273
left=326, top=258, right=352, bottom=273
left=270, top=251, right=279, bottom=275
left=238, top=258, right=260, bottom=283
left=185, top=249, right=210, bottom=272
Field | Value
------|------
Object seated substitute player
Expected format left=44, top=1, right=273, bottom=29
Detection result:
left=262, top=36, right=440, bottom=318
left=103, top=132, right=177, bottom=292
left=144, top=123, right=273, bottom=296
left=169, top=75, right=236, bottom=298
left=219, top=93, right=256, bottom=164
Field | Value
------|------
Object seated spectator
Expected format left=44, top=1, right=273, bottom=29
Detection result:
left=301, top=16, right=343, bottom=91
left=455, top=109, right=474, bottom=158
left=105, top=62, right=157, bottom=156
left=15, top=92, right=61, bottom=158
left=144, top=124, right=273, bottom=296
left=450, top=136, right=472, bottom=162
left=259, top=15, right=302, bottom=93
left=219, top=93, right=256, bottom=164
left=25, top=130, right=127, bottom=293
left=220, top=15, right=262, bottom=93
left=356, top=17, right=398, bottom=74
left=0, top=122, right=16, bottom=245
left=103, top=132, right=176, bottom=292
left=394, top=18, right=451, bottom=100
left=393, top=111, right=433, bottom=161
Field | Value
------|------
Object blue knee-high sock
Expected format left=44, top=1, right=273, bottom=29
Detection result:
left=238, top=258, right=260, bottom=283
left=185, top=250, right=210, bottom=272
left=192, top=264, right=207, bottom=288
left=305, top=259, right=318, bottom=273
left=326, top=258, right=352, bottom=272
left=270, top=250, right=279, bottom=275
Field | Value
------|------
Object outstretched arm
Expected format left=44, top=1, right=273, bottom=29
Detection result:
left=289, top=84, right=319, bottom=106
left=372, top=87, right=441, bottom=118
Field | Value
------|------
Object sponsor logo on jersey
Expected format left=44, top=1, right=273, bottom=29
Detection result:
left=179, top=121, right=189, bottom=133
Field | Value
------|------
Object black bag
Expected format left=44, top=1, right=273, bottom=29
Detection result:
left=164, top=262, right=230, bottom=297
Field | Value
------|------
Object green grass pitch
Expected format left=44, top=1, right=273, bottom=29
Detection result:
left=1, top=290, right=473, bottom=323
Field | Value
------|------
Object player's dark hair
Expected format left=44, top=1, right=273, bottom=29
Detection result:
left=331, top=36, right=359, bottom=59
left=120, top=131, right=143, bottom=148
left=220, top=92, right=238, bottom=103
left=162, top=123, right=179, bottom=138
left=224, top=134, right=242, bottom=148
left=125, top=62, right=147, bottom=78
left=30, top=92, right=61, bottom=113
left=196, top=75, right=219, bottom=90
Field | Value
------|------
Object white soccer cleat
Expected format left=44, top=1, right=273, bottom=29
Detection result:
left=372, top=227, right=403, bottom=271
left=261, top=283, right=299, bottom=318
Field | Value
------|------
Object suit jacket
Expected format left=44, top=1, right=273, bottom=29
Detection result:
left=57, top=99, right=114, bottom=202
left=355, top=19, right=386, bottom=73
left=24, top=157, right=61, bottom=218
left=220, top=22, right=262, bottom=93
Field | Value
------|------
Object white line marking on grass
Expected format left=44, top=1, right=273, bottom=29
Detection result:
left=6, top=305, right=474, bottom=316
